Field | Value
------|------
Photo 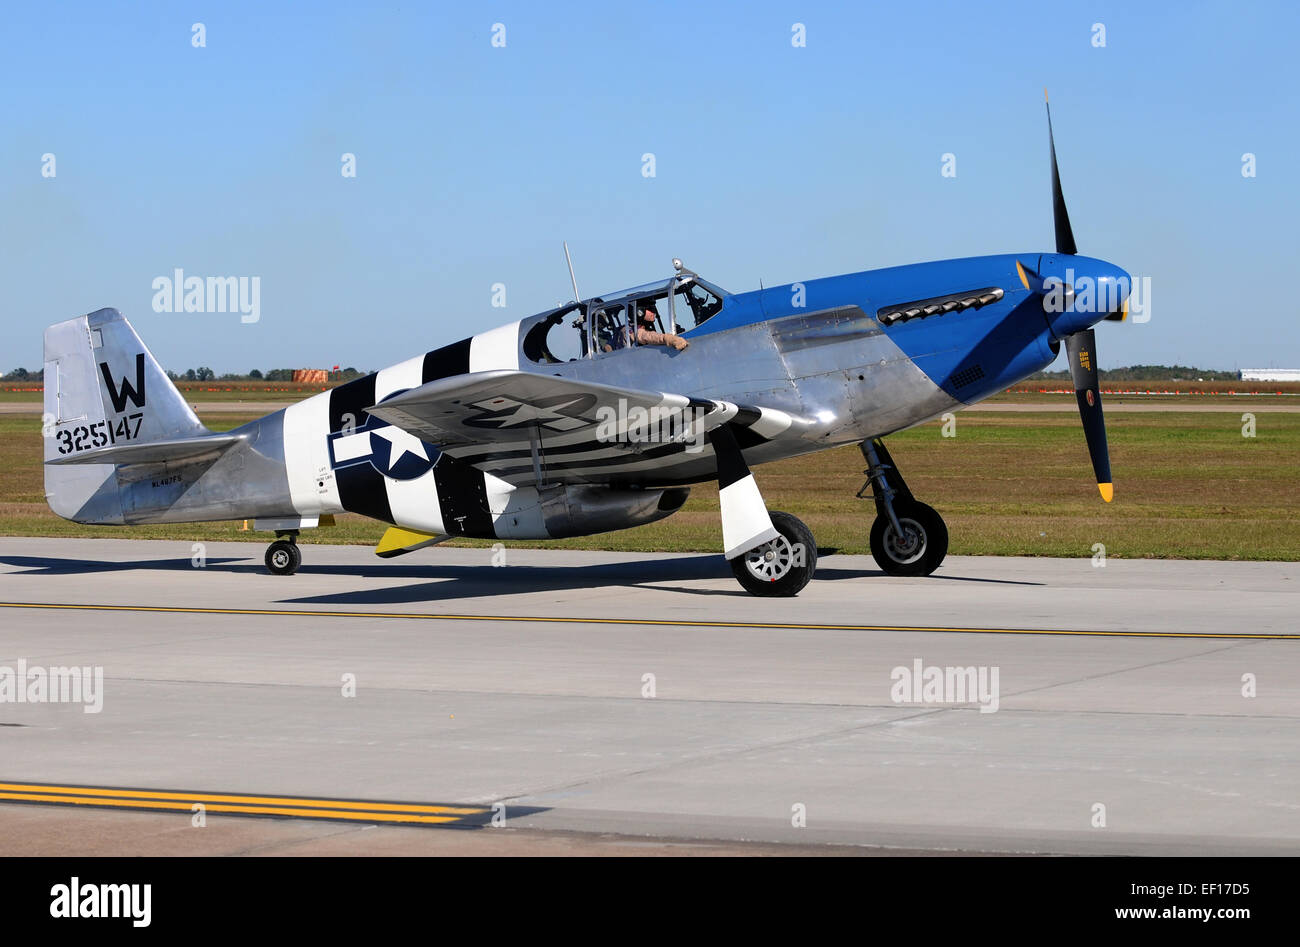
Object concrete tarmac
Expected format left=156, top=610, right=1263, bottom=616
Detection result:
left=0, top=538, right=1296, bottom=855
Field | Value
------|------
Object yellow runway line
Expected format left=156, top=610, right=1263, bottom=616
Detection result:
left=0, top=600, right=1294, bottom=639
left=0, top=782, right=481, bottom=815
left=0, top=781, right=489, bottom=826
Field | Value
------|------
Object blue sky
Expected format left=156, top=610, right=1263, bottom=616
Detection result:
left=2, top=0, right=1296, bottom=373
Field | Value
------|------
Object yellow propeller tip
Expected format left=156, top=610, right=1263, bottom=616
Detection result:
left=1098, top=483, right=1114, bottom=503
left=1016, top=260, right=1031, bottom=291
left=1044, top=88, right=1049, bottom=103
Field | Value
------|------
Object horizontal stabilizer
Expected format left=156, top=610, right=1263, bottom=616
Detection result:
left=46, top=433, right=245, bottom=467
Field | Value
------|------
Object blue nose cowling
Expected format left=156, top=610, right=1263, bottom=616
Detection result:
left=1038, top=254, right=1132, bottom=339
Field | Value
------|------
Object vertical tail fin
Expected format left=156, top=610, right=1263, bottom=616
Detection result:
left=43, top=308, right=210, bottom=522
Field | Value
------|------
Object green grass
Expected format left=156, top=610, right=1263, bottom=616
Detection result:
left=1, top=409, right=1296, bottom=560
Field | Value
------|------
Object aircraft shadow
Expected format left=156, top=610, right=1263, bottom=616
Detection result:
left=283, top=556, right=737, bottom=605
left=0, top=555, right=249, bottom=575
left=0, top=553, right=1041, bottom=609
left=281, top=558, right=1042, bottom=606
left=815, top=566, right=1042, bottom=587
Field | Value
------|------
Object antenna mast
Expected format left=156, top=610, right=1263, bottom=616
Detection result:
left=563, top=241, right=581, bottom=303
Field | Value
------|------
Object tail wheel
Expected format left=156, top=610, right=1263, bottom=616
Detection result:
left=730, top=511, right=817, bottom=597
left=869, top=502, right=948, bottom=577
left=265, top=539, right=301, bottom=576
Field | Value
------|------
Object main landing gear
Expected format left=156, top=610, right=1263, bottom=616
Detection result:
left=858, top=438, right=948, bottom=577
left=729, top=510, right=818, bottom=597
left=264, top=531, right=301, bottom=576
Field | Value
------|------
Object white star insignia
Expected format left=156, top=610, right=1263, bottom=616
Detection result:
left=371, top=425, right=429, bottom=469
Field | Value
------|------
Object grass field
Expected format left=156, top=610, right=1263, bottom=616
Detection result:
left=1, top=406, right=1295, bottom=560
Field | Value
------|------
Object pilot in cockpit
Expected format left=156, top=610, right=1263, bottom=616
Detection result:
left=596, top=307, right=628, bottom=352
left=635, top=300, right=689, bottom=352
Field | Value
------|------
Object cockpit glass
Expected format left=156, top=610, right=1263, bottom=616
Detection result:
left=673, top=281, right=724, bottom=331
left=592, top=304, right=629, bottom=354
left=524, top=271, right=729, bottom=362
left=632, top=296, right=672, bottom=338
left=523, top=304, right=585, bottom=363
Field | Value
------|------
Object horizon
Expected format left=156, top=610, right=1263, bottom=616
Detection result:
left=6, top=360, right=1292, bottom=382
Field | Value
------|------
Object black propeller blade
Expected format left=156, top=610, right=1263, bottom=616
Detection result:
left=1045, top=90, right=1111, bottom=501
left=1045, top=90, right=1077, bottom=256
left=1064, top=329, right=1112, bottom=502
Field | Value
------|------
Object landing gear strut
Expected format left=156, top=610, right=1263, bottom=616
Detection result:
left=858, top=439, right=948, bottom=577
left=264, top=531, right=301, bottom=576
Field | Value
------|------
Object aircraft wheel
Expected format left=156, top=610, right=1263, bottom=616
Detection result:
left=265, top=539, right=301, bottom=576
left=730, top=511, right=817, bottom=597
left=869, top=502, right=948, bottom=577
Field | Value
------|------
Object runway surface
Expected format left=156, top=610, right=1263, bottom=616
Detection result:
left=1, top=538, right=1297, bottom=855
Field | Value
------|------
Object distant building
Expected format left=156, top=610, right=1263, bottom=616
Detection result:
left=292, top=369, right=330, bottom=383
left=1240, top=369, right=1300, bottom=382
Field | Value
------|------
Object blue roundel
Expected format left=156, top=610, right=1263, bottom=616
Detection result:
left=328, top=396, right=441, bottom=481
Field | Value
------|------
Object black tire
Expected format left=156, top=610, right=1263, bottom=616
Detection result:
left=265, top=539, right=301, bottom=576
left=869, top=501, right=948, bottom=576
left=729, top=510, right=817, bottom=597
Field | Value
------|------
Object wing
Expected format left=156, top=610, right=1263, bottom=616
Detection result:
left=364, top=370, right=798, bottom=487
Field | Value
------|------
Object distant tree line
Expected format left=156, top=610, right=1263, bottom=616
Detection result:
left=1028, top=364, right=1243, bottom=382
left=0, top=366, right=367, bottom=383
left=161, top=367, right=368, bottom=383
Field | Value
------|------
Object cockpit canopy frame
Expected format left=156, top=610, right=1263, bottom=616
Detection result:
left=523, top=265, right=731, bottom=364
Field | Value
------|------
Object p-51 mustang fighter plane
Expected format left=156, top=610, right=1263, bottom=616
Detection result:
left=43, top=97, right=1129, bottom=596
